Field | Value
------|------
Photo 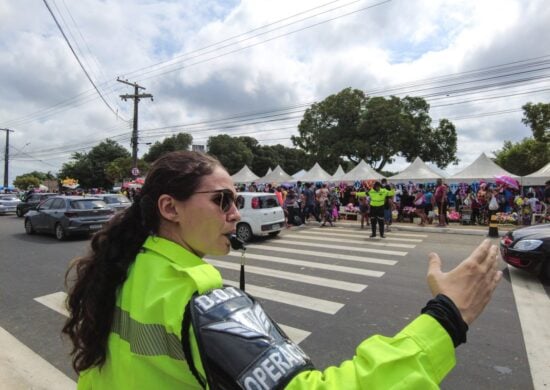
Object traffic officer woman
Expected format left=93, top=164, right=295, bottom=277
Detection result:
left=367, top=181, right=395, bottom=238
left=63, top=151, right=502, bottom=389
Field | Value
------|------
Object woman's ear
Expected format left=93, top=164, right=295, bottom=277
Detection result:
left=158, top=194, right=180, bottom=223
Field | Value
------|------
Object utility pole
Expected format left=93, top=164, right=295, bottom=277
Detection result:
left=0, top=128, right=14, bottom=188
left=117, top=78, right=153, bottom=175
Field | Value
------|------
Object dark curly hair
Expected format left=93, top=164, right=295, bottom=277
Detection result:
left=62, top=151, right=222, bottom=373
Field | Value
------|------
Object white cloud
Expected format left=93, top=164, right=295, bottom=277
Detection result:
left=1, top=0, right=549, bottom=185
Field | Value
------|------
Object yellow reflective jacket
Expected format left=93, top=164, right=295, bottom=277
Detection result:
left=78, top=236, right=455, bottom=389
left=369, top=187, right=395, bottom=207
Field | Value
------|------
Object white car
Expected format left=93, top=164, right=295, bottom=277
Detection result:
left=0, top=194, right=21, bottom=214
left=235, top=192, right=285, bottom=242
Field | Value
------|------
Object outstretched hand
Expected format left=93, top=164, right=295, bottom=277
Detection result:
left=426, top=239, right=502, bottom=325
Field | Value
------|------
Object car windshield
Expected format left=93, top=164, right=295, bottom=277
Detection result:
left=253, top=195, right=279, bottom=209
left=104, top=195, right=130, bottom=204
left=70, top=200, right=107, bottom=209
left=0, top=195, right=18, bottom=201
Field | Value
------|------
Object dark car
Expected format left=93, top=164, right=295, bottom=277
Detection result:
left=500, top=223, right=550, bottom=280
left=24, top=196, right=115, bottom=240
left=16, top=192, right=57, bottom=217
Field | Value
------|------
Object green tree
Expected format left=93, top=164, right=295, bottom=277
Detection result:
left=59, top=140, right=130, bottom=189
left=292, top=88, right=458, bottom=171
left=13, top=174, right=41, bottom=190
left=292, top=88, right=366, bottom=170
left=142, top=133, right=193, bottom=163
left=494, top=138, right=550, bottom=176
left=105, top=157, right=149, bottom=183
left=522, top=102, right=550, bottom=142
left=207, top=135, right=254, bottom=174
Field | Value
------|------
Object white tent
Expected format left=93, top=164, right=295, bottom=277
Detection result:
left=387, top=157, right=443, bottom=183
left=258, top=165, right=295, bottom=184
left=342, top=160, right=385, bottom=182
left=447, top=153, right=520, bottom=183
left=298, top=163, right=333, bottom=182
left=331, top=165, right=346, bottom=181
left=522, top=162, right=550, bottom=186
left=292, top=169, right=307, bottom=180
left=231, top=165, right=259, bottom=183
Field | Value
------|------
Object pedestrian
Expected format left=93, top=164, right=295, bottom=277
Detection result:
left=368, top=181, right=395, bottom=238
left=434, top=179, right=448, bottom=227
left=63, top=150, right=502, bottom=389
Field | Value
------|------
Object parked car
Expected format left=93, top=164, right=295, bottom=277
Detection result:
left=93, top=194, right=132, bottom=212
left=0, top=194, right=21, bottom=214
left=24, top=196, right=115, bottom=240
left=500, top=223, right=550, bottom=281
left=235, top=192, right=285, bottom=242
left=16, top=192, right=57, bottom=217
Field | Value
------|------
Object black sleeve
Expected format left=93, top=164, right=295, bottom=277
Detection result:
left=421, top=294, right=469, bottom=347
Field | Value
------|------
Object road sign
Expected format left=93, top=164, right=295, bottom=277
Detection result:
left=131, top=167, right=140, bottom=176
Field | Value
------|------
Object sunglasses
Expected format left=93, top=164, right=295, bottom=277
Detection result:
left=195, top=189, right=242, bottom=213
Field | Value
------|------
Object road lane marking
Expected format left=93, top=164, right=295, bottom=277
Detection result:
left=207, top=258, right=367, bottom=292
left=0, top=326, right=76, bottom=389
left=330, top=225, right=428, bottom=238
left=306, top=228, right=423, bottom=242
left=291, top=232, right=416, bottom=248
left=508, top=266, right=550, bottom=389
left=278, top=325, right=310, bottom=344
left=220, top=252, right=387, bottom=277
left=34, top=291, right=69, bottom=317
left=260, top=239, right=408, bottom=256
left=223, top=280, right=344, bottom=315
left=247, top=244, right=399, bottom=265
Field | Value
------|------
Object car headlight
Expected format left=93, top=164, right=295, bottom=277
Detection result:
left=513, top=239, right=543, bottom=251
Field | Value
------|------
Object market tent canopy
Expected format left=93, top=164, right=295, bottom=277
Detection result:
left=522, top=162, right=550, bottom=186
left=331, top=165, right=346, bottom=181
left=387, top=157, right=443, bottom=183
left=292, top=169, right=307, bottom=180
left=258, top=165, right=295, bottom=184
left=231, top=165, right=259, bottom=183
left=447, top=153, right=520, bottom=183
left=299, top=163, right=333, bottom=182
left=342, top=160, right=385, bottom=182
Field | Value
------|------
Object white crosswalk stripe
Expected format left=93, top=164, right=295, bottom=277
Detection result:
left=262, top=238, right=408, bottom=256
left=207, top=258, right=368, bottom=292
left=306, top=228, right=424, bottom=242
left=220, top=252, right=387, bottom=277
left=289, top=231, right=417, bottom=248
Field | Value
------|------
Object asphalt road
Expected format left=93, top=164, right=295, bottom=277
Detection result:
left=0, top=215, right=545, bottom=389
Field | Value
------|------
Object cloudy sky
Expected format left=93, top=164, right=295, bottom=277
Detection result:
left=1, top=0, right=549, bottom=184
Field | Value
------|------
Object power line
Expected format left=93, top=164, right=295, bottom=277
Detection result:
left=42, top=0, right=124, bottom=120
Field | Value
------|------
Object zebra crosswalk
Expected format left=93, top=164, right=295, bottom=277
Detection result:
left=33, top=225, right=426, bottom=346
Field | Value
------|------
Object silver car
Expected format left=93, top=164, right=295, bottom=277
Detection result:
left=24, top=196, right=114, bottom=240
left=94, top=194, right=132, bottom=213
left=0, top=194, right=21, bottom=214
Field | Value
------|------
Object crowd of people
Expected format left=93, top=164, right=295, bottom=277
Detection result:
left=236, top=178, right=550, bottom=228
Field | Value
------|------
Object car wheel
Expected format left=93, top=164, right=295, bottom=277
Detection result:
left=16, top=208, right=23, bottom=217
left=24, top=219, right=35, bottom=234
left=268, top=231, right=281, bottom=237
left=55, top=223, right=67, bottom=241
left=236, top=223, right=253, bottom=242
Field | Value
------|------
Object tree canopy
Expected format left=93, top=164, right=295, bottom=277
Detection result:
left=59, top=139, right=130, bottom=189
left=207, top=135, right=254, bottom=174
left=142, top=133, right=193, bottom=163
left=494, top=102, right=550, bottom=175
left=292, top=88, right=458, bottom=171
